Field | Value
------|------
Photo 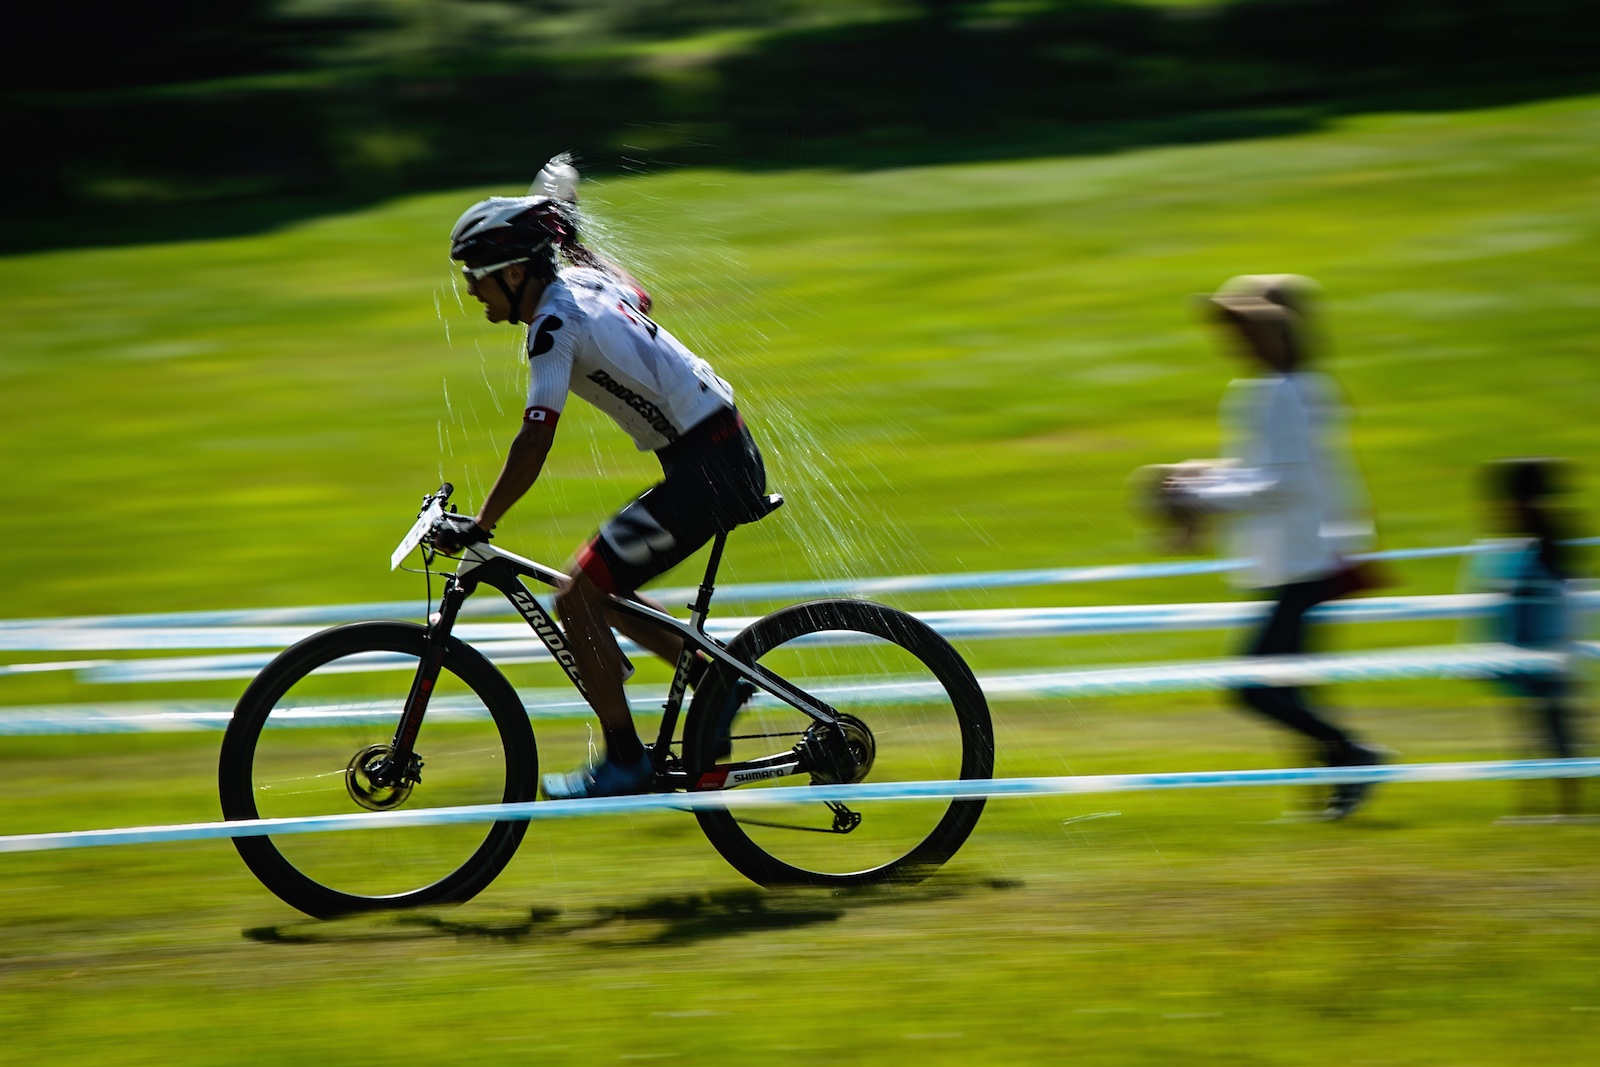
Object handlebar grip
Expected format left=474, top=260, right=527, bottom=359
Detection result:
left=435, top=482, right=454, bottom=505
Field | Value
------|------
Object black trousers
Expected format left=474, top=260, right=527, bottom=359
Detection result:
left=1506, top=673, right=1580, bottom=760
left=1233, top=575, right=1360, bottom=760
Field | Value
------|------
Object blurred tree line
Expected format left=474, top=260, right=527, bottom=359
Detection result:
left=5, top=0, right=1598, bottom=248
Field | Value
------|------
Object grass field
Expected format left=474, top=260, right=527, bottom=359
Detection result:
left=2, top=93, right=1599, bottom=1063
left=3, top=705, right=1597, bottom=1065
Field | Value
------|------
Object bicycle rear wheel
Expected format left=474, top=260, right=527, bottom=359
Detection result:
left=683, top=599, right=993, bottom=887
left=219, top=622, right=538, bottom=918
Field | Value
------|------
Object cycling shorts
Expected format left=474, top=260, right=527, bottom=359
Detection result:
left=576, top=408, right=769, bottom=596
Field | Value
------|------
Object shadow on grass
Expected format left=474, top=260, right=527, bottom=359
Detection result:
left=9, top=79, right=1598, bottom=260
left=241, top=876, right=1023, bottom=948
left=242, top=905, right=564, bottom=946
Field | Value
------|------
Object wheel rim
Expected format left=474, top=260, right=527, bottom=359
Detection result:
left=715, top=625, right=979, bottom=879
left=244, top=646, right=517, bottom=901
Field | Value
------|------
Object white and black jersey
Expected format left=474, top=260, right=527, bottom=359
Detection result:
left=523, top=267, right=735, bottom=451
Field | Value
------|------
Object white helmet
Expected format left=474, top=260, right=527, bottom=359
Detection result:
left=448, top=194, right=575, bottom=267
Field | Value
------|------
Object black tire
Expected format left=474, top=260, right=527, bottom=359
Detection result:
left=219, top=622, right=538, bottom=918
left=683, top=599, right=993, bottom=887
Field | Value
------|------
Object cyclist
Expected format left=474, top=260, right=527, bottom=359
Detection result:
left=435, top=181, right=771, bottom=800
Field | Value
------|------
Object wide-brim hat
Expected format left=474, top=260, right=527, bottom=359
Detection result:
left=1202, top=273, right=1320, bottom=320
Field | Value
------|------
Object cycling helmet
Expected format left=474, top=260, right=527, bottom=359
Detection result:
left=448, top=195, right=576, bottom=271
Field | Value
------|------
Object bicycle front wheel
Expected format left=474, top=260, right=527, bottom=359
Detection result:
left=219, top=622, right=538, bottom=918
left=684, top=599, right=993, bottom=887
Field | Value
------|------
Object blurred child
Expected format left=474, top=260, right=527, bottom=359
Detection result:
left=1473, top=457, right=1588, bottom=818
left=1154, top=274, right=1386, bottom=819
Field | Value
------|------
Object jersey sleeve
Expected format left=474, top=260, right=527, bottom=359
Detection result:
left=523, top=309, right=578, bottom=426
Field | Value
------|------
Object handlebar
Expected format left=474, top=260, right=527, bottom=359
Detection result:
left=433, top=482, right=454, bottom=506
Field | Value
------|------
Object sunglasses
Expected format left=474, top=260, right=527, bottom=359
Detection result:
left=460, top=256, right=530, bottom=283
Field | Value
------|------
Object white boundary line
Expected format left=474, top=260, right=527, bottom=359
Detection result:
left=4, top=758, right=1598, bottom=854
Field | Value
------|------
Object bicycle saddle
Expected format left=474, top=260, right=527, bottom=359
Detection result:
left=732, top=492, right=784, bottom=528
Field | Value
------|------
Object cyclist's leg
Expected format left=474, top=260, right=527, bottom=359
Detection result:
left=545, top=410, right=767, bottom=797
left=557, top=570, right=647, bottom=761
left=584, top=412, right=768, bottom=674
left=545, top=490, right=715, bottom=798
left=567, top=491, right=713, bottom=670
left=607, top=592, right=687, bottom=664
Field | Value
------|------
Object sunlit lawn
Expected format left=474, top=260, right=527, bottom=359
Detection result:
left=2, top=696, right=1597, bottom=1065
left=2, top=92, right=1599, bottom=1063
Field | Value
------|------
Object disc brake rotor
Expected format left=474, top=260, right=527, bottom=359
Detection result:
left=805, top=713, right=876, bottom=786
left=345, top=743, right=421, bottom=811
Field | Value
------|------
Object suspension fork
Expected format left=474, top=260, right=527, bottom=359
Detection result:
left=384, top=574, right=471, bottom=777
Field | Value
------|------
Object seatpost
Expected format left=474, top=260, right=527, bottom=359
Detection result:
left=688, top=531, right=729, bottom=630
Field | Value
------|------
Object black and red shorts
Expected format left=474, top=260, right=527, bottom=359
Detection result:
left=576, top=408, right=769, bottom=596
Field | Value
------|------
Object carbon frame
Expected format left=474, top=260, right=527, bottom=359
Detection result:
left=385, top=535, right=843, bottom=791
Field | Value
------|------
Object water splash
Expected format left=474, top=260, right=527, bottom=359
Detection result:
left=422, top=162, right=921, bottom=592
left=574, top=174, right=921, bottom=589
left=433, top=289, right=452, bottom=349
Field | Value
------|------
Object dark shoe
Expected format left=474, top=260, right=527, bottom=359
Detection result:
left=1323, top=742, right=1386, bottom=820
left=541, top=750, right=654, bottom=801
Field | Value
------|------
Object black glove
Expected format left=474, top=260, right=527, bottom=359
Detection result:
left=430, top=512, right=491, bottom=554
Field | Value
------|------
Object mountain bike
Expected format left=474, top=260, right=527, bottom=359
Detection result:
left=219, top=484, right=994, bottom=918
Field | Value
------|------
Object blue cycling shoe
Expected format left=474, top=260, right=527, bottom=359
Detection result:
left=541, top=750, right=655, bottom=801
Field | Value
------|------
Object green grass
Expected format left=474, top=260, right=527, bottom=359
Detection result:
left=2, top=93, right=1599, bottom=1063
left=5, top=94, right=1598, bottom=617
left=2, top=702, right=1597, bottom=1065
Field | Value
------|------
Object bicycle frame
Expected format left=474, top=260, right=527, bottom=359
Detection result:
left=385, top=529, right=847, bottom=793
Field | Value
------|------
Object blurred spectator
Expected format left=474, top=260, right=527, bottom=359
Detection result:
left=1471, top=457, right=1588, bottom=819
left=1155, top=274, right=1386, bottom=819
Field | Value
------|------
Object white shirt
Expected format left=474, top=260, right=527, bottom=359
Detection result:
left=1187, top=371, right=1373, bottom=588
left=523, top=268, right=735, bottom=451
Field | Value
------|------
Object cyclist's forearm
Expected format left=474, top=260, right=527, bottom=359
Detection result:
left=476, top=423, right=555, bottom=529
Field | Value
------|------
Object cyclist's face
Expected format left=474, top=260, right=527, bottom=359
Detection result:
left=464, top=264, right=519, bottom=323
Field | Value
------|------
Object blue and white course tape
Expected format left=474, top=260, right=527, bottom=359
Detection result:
left=6, top=592, right=1594, bottom=682
left=3, top=642, right=1592, bottom=736
left=3, top=758, right=1597, bottom=854
left=6, top=537, right=1594, bottom=636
